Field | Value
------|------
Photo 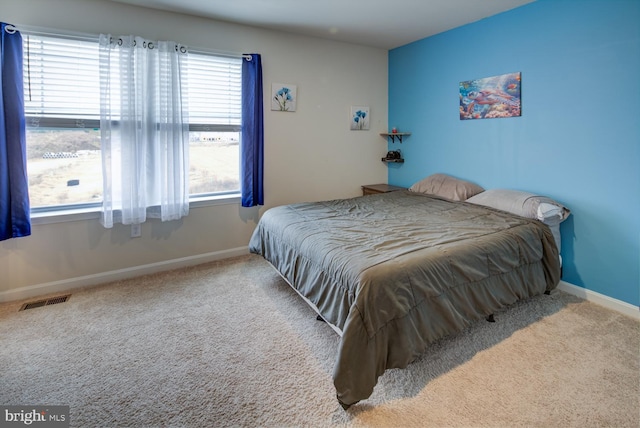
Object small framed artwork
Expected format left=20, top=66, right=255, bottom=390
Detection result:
left=271, top=83, right=297, bottom=112
left=459, top=72, right=521, bottom=120
left=350, top=106, right=370, bottom=130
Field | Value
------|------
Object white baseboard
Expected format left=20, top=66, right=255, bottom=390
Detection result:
left=3, top=256, right=638, bottom=321
left=557, top=280, right=640, bottom=320
left=0, top=247, right=249, bottom=304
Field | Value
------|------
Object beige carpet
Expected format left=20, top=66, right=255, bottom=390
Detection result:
left=0, top=254, right=638, bottom=427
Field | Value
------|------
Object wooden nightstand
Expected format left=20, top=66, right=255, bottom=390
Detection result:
left=361, top=184, right=406, bottom=196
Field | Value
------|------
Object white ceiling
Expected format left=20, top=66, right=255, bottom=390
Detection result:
left=108, top=0, right=536, bottom=49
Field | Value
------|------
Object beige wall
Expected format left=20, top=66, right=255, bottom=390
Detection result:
left=0, top=0, right=388, bottom=301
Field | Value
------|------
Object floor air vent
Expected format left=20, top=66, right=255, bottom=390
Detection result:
left=20, top=294, right=71, bottom=311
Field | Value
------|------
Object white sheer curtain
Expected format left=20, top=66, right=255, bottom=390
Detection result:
left=99, top=34, right=189, bottom=228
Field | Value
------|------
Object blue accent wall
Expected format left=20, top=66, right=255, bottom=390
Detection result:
left=388, top=0, right=640, bottom=307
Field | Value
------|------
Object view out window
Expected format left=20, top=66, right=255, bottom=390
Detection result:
left=23, top=33, right=242, bottom=211
left=186, top=51, right=242, bottom=197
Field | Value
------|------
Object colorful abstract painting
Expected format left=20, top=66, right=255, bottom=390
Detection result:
left=459, top=72, right=521, bottom=120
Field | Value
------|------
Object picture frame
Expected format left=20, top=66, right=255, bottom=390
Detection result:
left=459, top=72, right=521, bottom=120
left=350, top=106, right=370, bottom=130
left=271, top=83, right=297, bottom=112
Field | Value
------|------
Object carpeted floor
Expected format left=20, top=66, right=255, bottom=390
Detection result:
left=1, top=254, right=638, bottom=427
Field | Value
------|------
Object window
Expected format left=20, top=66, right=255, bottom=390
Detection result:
left=186, top=51, right=242, bottom=197
left=23, top=32, right=242, bottom=212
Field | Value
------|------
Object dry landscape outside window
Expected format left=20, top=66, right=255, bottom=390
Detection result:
left=188, top=132, right=240, bottom=195
left=26, top=130, right=240, bottom=208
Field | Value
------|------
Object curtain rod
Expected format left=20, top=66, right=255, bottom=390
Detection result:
left=190, top=47, right=253, bottom=61
left=3, top=23, right=97, bottom=42
left=4, top=23, right=254, bottom=60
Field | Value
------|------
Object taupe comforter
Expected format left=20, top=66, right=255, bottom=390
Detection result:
left=249, top=191, right=560, bottom=407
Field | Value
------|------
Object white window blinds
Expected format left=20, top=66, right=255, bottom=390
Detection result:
left=23, top=33, right=100, bottom=127
left=22, top=32, right=242, bottom=131
left=187, top=51, right=242, bottom=131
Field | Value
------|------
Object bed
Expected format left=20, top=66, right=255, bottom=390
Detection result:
left=249, top=174, right=569, bottom=409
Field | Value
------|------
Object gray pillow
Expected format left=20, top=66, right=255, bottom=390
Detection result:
left=409, top=173, right=484, bottom=201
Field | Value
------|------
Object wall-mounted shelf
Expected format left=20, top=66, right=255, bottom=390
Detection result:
left=380, top=132, right=411, bottom=144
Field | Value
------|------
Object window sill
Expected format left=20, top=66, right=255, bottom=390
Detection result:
left=30, top=193, right=242, bottom=225
left=189, top=192, right=241, bottom=208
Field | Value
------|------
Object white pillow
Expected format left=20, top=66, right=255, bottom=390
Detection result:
left=466, top=189, right=570, bottom=222
left=466, top=189, right=570, bottom=253
left=537, top=202, right=564, bottom=221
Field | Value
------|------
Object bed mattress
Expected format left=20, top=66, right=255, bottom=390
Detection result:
left=249, top=190, right=561, bottom=407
